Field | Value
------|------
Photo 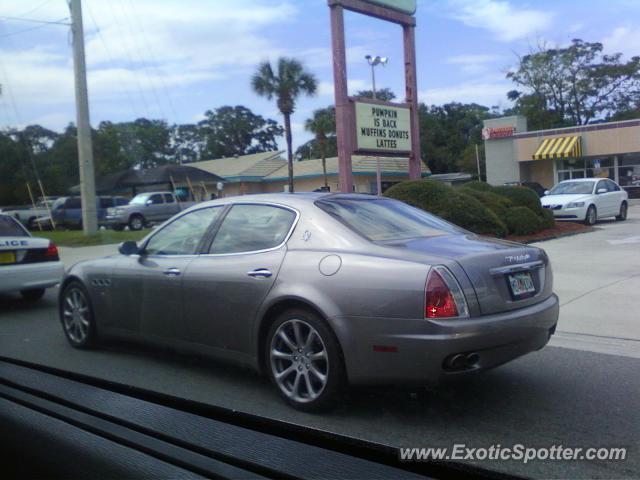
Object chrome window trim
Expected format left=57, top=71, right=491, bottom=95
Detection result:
left=201, top=202, right=300, bottom=258
left=140, top=202, right=300, bottom=259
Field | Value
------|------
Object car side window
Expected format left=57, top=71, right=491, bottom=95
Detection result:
left=66, top=198, right=82, bottom=209
left=596, top=181, right=607, bottom=193
left=606, top=180, right=620, bottom=192
left=164, top=194, right=175, bottom=204
left=148, top=194, right=164, bottom=205
left=209, top=204, right=296, bottom=254
left=144, top=207, right=222, bottom=256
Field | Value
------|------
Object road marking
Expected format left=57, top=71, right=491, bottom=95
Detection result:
left=607, top=235, right=640, bottom=245
left=550, top=331, right=640, bottom=359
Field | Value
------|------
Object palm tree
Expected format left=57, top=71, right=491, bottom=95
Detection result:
left=305, top=107, right=335, bottom=189
left=251, top=58, right=317, bottom=193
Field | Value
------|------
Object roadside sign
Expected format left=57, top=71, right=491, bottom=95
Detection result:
left=363, top=0, right=416, bottom=15
left=354, top=100, right=411, bottom=154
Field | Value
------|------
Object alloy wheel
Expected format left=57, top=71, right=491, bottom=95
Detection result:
left=62, top=287, right=90, bottom=343
left=269, top=319, right=329, bottom=403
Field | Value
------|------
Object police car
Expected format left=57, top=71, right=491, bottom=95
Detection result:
left=0, top=213, right=64, bottom=301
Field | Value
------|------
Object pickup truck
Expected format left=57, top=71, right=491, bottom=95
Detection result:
left=1, top=200, right=55, bottom=230
left=103, top=192, right=195, bottom=231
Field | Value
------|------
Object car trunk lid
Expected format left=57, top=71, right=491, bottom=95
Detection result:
left=382, top=234, right=552, bottom=315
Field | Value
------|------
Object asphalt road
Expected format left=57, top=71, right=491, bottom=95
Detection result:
left=2, top=208, right=639, bottom=479
left=1, top=288, right=638, bottom=479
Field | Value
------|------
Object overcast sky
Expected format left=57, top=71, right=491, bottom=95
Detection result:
left=0, top=0, right=639, bottom=152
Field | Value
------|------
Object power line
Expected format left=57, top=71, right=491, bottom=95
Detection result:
left=0, top=15, right=69, bottom=25
left=123, top=0, right=178, bottom=121
left=113, top=0, right=167, bottom=120
left=104, top=0, right=154, bottom=118
left=83, top=1, right=140, bottom=120
left=7, top=0, right=53, bottom=19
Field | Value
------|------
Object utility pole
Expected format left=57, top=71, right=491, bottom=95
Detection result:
left=475, top=143, right=482, bottom=180
left=69, top=0, right=97, bottom=235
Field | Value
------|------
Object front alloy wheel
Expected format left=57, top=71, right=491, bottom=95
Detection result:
left=584, top=205, right=597, bottom=226
left=267, top=311, right=343, bottom=411
left=60, top=281, right=97, bottom=348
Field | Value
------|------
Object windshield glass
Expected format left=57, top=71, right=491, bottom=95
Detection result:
left=549, top=181, right=595, bottom=195
left=0, top=216, right=28, bottom=236
left=130, top=194, right=150, bottom=205
left=316, top=197, right=460, bottom=241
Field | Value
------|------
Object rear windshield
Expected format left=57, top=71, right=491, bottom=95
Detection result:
left=0, top=216, right=28, bottom=237
left=315, top=197, right=460, bottom=241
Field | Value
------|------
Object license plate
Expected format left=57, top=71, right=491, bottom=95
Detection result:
left=0, top=251, right=16, bottom=264
left=508, top=272, right=535, bottom=298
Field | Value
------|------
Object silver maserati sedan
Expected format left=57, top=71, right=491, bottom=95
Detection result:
left=59, top=193, right=559, bottom=410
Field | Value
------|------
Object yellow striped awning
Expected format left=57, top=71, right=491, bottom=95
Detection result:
left=532, top=136, right=582, bottom=160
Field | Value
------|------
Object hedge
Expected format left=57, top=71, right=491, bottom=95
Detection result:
left=384, top=180, right=508, bottom=237
left=492, top=185, right=544, bottom=216
left=463, top=180, right=495, bottom=193
left=540, top=208, right=556, bottom=230
left=459, top=187, right=514, bottom=218
left=504, top=206, right=541, bottom=235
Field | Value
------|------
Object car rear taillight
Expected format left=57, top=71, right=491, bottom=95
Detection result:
left=45, top=241, right=59, bottom=261
left=425, top=266, right=469, bottom=319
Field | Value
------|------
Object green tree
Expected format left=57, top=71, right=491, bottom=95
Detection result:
left=355, top=88, right=396, bottom=102
left=507, top=39, right=640, bottom=128
left=304, top=107, right=336, bottom=188
left=171, top=124, right=205, bottom=164
left=419, top=102, right=493, bottom=174
left=198, top=105, right=283, bottom=159
left=251, top=57, right=317, bottom=192
left=295, top=137, right=337, bottom=161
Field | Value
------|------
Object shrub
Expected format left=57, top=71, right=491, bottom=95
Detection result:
left=504, top=206, right=541, bottom=235
left=540, top=208, right=556, bottom=230
left=492, top=185, right=544, bottom=216
left=444, top=191, right=508, bottom=237
left=383, top=180, right=451, bottom=217
left=459, top=187, right=514, bottom=218
left=385, top=180, right=508, bottom=237
left=463, top=180, right=494, bottom=192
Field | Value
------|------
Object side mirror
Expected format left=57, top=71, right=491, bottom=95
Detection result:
left=145, top=199, right=154, bottom=206
left=597, top=188, right=607, bottom=194
left=118, top=240, right=139, bottom=255
left=544, top=190, right=549, bottom=196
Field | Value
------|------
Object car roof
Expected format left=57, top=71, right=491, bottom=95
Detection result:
left=187, top=192, right=384, bottom=210
left=558, top=178, right=600, bottom=183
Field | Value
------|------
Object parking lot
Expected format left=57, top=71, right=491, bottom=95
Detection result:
left=1, top=206, right=639, bottom=479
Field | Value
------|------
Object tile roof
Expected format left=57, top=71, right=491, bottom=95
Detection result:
left=188, top=151, right=285, bottom=180
left=188, top=150, right=431, bottom=183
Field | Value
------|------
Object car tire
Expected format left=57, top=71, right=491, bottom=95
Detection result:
left=20, top=288, right=46, bottom=301
left=59, top=280, right=98, bottom=349
left=616, top=202, right=628, bottom=221
left=265, top=308, right=345, bottom=412
left=584, top=205, right=597, bottom=226
left=128, top=214, right=145, bottom=231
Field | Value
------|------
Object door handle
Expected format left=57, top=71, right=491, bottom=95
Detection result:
left=163, top=267, right=181, bottom=276
left=247, top=268, right=272, bottom=278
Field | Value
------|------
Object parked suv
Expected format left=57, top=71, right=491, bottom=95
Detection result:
left=43, top=196, right=129, bottom=229
left=103, top=192, right=195, bottom=231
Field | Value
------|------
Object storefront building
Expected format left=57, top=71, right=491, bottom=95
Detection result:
left=483, top=116, right=640, bottom=197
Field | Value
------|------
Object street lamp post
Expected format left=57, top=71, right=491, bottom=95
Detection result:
left=365, top=55, right=388, bottom=196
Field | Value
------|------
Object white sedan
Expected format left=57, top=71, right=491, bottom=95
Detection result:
left=0, top=213, right=64, bottom=300
left=541, top=178, right=629, bottom=226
